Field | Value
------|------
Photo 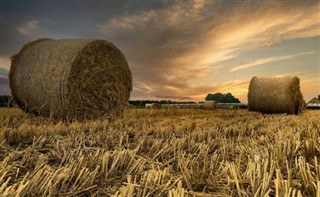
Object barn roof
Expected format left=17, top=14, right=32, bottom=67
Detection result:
left=307, top=97, right=320, bottom=104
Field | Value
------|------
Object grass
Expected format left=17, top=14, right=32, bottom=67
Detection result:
left=0, top=108, right=319, bottom=196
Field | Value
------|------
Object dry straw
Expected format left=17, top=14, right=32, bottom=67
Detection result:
left=10, top=39, right=132, bottom=120
left=248, top=76, right=304, bottom=114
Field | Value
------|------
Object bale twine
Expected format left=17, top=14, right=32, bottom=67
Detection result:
left=203, top=100, right=217, bottom=110
left=248, top=76, right=304, bottom=114
left=10, top=39, right=132, bottom=120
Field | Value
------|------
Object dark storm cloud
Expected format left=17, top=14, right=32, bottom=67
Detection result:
left=1, top=1, right=162, bottom=57
left=0, top=0, right=164, bottom=95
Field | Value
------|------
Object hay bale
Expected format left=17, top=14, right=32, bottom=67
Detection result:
left=150, top=103, right=161, bottom=109
left=248, top=76, right=304, bottom=114
left=203, top=100, right=217, bottom=110
left=10, top=39, right=132, bottom=120
left=125, top=103, right=135, bottom=109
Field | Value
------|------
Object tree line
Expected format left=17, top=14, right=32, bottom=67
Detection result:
left=128, top=93, right=241, bottom=107
left=129, top=100, right=197, bottom=108
left=0, top=95, right=16, bottom=107
left=205, top=93, right=241, bottom=103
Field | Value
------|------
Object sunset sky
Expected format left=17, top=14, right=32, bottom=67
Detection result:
left=0, top=0, right=319, bottom=103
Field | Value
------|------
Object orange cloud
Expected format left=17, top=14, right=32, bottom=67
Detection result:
left=299, top=74, right=320, bottom=102
left=98, top=0, right=319, bottom=101
left=0, top=56, right=11, bottom=70
left=230, top=52, right=314, bottom=72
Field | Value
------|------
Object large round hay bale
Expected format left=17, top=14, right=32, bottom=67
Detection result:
left=248, top=76, right=304, bottom=114
left=203, top=100, right=217, bottom=110
left=10, top=39, right=132, bottom=120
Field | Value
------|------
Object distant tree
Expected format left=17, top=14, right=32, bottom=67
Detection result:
left=318, top=95, right=320, bottom=100
left=205, top=92, right=241, bottom=103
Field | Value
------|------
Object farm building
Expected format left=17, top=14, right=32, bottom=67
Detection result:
left=179, top=103, right=200, bottom=108
left=307, top=97, right=320, bottom=108
left=217, top=103, right=248, bottom=109
left=161, top=103, right=200, bottom=109
left=168, top=104, right=180, bottom=109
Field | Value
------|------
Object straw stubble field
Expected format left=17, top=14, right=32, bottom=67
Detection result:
left=0, top=108, right=319, bottom=196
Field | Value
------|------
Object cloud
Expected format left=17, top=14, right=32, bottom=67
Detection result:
left=298, top=74, right=320, bottom=101
left=17, top=20, right=40, bottom=37
left=97, top=0, right=319, bottom=100
left=206, top=72, right=320, bottom=104
left=0, top=56, right=11, bottom=70
left=230, top=51, right=315, bottom=72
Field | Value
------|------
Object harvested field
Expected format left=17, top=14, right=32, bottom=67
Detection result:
left=0, top=108, right=320, bottom=196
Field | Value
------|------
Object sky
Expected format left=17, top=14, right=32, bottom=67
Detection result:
left=0, top=0, right=319, bottom=103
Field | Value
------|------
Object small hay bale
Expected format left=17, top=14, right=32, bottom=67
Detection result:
left=125, top=103, right=135, bottom=109
left=10, top=39, right=132, bottom=120
left=248, top=76, right=304, bottom=114
left=203, top=100, right=217, bottom=110
left=150, top=103, right=161, bottom=109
